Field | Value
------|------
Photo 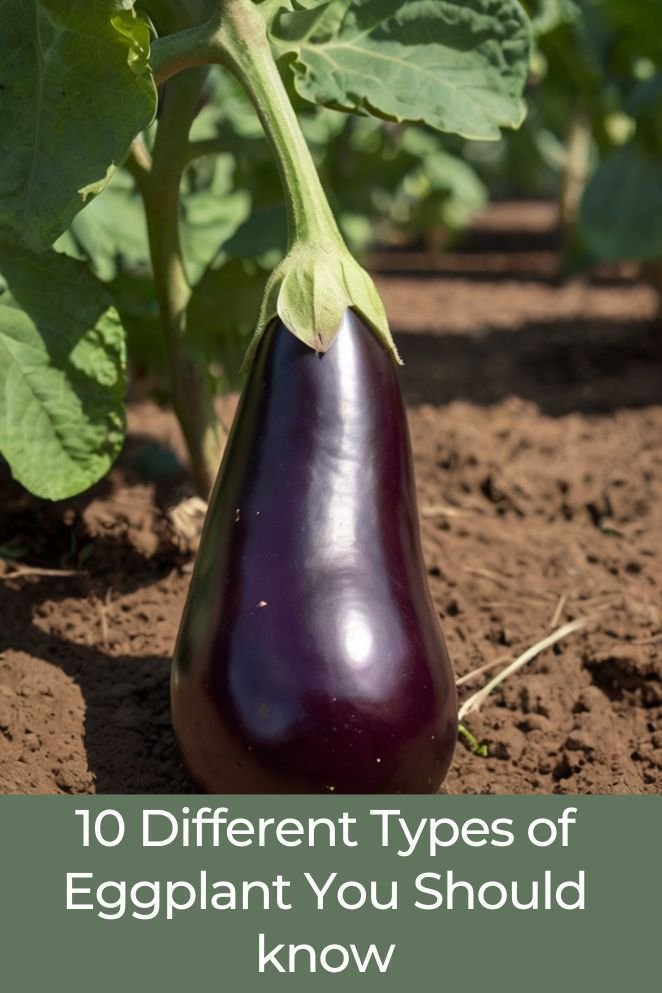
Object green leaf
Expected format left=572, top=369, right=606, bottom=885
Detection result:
left=108, top=270, right=166, bottom=378
left=222, top=203, right=287, bottom=262
left=189, top=66, right=265, bottom=142
left=54, top=169, right=150, bottom=281
left=188, top=259, right=267, bottom=392
left=0, top=0, right=157, bottom=252
left=580, top=144, right=662, bottom=263
left=0, top=542, right=28, bottom=560
left=270, top=0, right=532, bottom=140
left=251, top=238, right=396, bottom=365
left=404, top=148, right=488, bottom=230
left=0, top=243, right=127, bottom=500
left=180, top=156, right=251, bottom=285
left=136, top=0, right=215, bottom=34
left=591, top=0, right=662, bottom=67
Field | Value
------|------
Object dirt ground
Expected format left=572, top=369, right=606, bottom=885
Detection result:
left=1, top=202, right=660, bottom=795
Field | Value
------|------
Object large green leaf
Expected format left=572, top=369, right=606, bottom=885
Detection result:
left=0, top=0, right=157, bottom=252
left=270, top=0, right=532, bottom=140
left=0, top=244, right=126, bottom=499
left=580, top=144, right=662, bottom=262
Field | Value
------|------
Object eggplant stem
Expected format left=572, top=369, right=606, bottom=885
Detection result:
left=217, top=1, right=341, bottom=251
left=148, top=0, right=398, bottom=363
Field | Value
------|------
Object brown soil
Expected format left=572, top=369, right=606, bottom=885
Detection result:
left=1, top=202, right=660, bottom=795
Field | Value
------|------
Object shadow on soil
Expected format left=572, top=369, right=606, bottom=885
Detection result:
left=396, top=316, right=661, bottom=415
left=0, top=434, right=196, bottom=792
left=0, top=433, right=189, bottom=573
left=0, top=574, right=191, bottom=793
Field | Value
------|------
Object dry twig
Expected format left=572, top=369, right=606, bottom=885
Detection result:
left=1, top=564, right=85, bottom=580
left=421, top=504, right=475, bottom=519
left=458, top=617, right=588, bottom=721
left=549, top=592, right=568, bottom=630
left=456, top=654, right=511, bottom=687
left=628, top=633, right=662, bottom=646
left=96, top=601, right=109, bottom=649
left=463, top=566, right=556, bottom=601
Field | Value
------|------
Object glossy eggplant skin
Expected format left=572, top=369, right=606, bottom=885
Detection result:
left=172, top=310, right=456, bottom=793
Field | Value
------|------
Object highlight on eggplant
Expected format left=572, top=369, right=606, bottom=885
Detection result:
left=171, top=310, right=457, bottom=793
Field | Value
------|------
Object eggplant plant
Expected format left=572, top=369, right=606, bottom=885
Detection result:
left=475, top=0, right=662, bottom=275
left=0, top=0, right=531, bottom=791
left=0, top=0, right=531, bottom=499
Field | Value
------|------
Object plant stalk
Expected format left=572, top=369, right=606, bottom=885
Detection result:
left=218, top=0, right=342, bottom=252
left=559, top=110, right=592, bottom=253
left=149, top=17, right=221, bottom=84
left=151, top=0, right=343, bottom=252
left=142, top=67, right=221, bottom=497
left=147, top=0, right=395, bottom=369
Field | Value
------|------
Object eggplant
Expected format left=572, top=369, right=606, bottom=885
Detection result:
left=171, top=310, right=457, bottom=793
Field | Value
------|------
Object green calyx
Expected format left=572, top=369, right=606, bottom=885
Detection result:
left=246, top=237, right=398, bottom=366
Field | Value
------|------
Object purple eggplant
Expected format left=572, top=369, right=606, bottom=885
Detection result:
left=171, top=310, right=457, bottom=793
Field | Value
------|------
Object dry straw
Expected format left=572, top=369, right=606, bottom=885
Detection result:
left=458, top=617, right=588, bottom=720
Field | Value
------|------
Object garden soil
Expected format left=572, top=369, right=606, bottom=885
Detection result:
left=1, top=202, right=660, bottom=795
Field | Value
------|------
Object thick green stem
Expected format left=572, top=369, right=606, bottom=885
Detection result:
left=218, top=0, right=342, bottom=251
left=152, top=0, right=342, bottom=250
left=149, top=17, right=221, bottom=84
left=148, top=0, right=396, bottom=361
left=142, top=67, right=221, bottom=497
left=215, top=0, right=395, bottom=362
